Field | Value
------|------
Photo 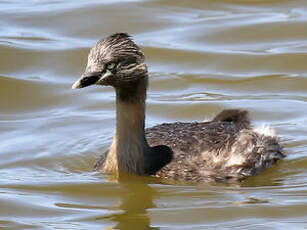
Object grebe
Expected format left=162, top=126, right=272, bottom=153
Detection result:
left=72, top=33, right=285, bottom=182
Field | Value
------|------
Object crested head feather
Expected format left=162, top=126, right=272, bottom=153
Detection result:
left=89, top=32, right=145, bottom=65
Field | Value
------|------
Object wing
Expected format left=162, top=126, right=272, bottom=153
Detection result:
left=146, top=120, right=284, bottom=182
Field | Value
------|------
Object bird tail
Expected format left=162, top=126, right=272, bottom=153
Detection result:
left=213, top=109, right=250, bottom=129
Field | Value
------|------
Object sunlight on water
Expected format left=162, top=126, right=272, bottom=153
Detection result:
left=0, top=0, right=307, bottom=229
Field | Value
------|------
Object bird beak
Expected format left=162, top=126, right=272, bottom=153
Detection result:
left=71, top=78, right=83, bottom=89
left=72, top=71, right=102, bottom=89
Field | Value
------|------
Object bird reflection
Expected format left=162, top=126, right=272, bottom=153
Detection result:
left=106, top=175, right=159, bottom=230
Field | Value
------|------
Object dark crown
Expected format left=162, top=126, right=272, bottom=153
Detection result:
left=90, top=33, right=144, bottom=64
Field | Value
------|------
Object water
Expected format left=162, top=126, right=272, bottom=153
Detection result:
left=1, top=0, right=307, bottom=229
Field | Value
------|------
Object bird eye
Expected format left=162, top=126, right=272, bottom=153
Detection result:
left=106, top=62, right=116, bottom=70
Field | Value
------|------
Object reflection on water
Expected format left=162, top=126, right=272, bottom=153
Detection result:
left=105, top=176, right=157, bottom=230
left=1, top=0, right=307, bottom=229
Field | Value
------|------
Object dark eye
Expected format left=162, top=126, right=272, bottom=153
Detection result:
left=106, top=62, right=116, bottom=70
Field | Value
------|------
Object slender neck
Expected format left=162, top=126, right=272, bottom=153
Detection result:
left=103, top=77, right=150, bottom=175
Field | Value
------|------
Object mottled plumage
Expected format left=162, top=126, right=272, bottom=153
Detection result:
left=146, top=119, right=283, bottom=182
left=73, top=33, right=285, bottom=183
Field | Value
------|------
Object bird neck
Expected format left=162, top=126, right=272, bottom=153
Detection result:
left=103, top=77, right=150, bottom=175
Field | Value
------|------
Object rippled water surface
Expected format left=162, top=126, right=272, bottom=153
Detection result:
left=1, top=0, right=307, bottom=229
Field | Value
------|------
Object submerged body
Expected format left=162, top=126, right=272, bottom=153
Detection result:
left=73, top=33, right=285, bottom=183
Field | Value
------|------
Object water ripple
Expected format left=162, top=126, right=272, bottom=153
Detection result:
left=0, top=0, right=307, bottom=229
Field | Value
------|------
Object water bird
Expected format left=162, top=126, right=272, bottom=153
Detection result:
left=72, top=33, right=285, bottom=182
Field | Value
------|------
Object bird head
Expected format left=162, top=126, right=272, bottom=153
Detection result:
left=72, top=33, right=147, bottom=89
